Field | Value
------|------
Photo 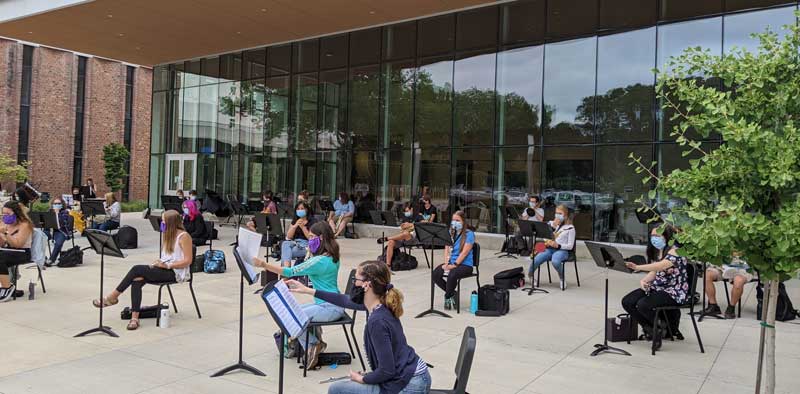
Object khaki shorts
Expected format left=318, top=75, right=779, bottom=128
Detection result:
left=709, top=265, right=754, bottom=282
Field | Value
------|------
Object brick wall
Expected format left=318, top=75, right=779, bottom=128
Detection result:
left=129, top=67, right=152, bottom=201
left=0, top=39, right=22, bottom=193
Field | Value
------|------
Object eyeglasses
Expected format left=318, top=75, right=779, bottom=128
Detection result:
left=351, top=276, right=367, bottom=284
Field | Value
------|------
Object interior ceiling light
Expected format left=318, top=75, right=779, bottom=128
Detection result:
left=118, top=33, right=124, bottom=37
left=260, top=8, right=267, bottom=12
left=107, top=14, right=113, bottom=18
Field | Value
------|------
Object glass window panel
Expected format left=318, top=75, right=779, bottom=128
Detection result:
left=200, top=56, right=219, bottom=85
left=214, top=154, right=239, bottom=197
left=170, top=89, right=182, bottom=152
left=181, top=86, right=199, bottom=152
left=217, top=82, right=240, bottom=153
left=148, top=155, right=165, bottom=208
left=319, top=69, right=348, bottom=150
left=418, top=14, right=456, bottom=57
left=415, top=56, right=453, bottom=147
left=542, top=146, right=593, bottom=239
left=321, top=34, right=349, bottom=70
left=501, top=0, right=546, bottom=45
left=184, top=60, right=201, bottom=87
left=596, top=28, right=655, bottom=142
left=378, top=150, right=414, bottom=210
left=453, top=51, right=496, bottom=146
left=318, top=150, right=353, bottom=200
left=293, top=40, right=319, bottom=73
left=413, top=147, right=450, bottom=211
left=599, top=0, right=657, bottom=31
left=220, top=53, right=242, bottom=82
left=543, top=37, right=596, bottom=144
left=456, top=6, right=498, bottom=51
left=724, top=6, right=796, bottom=54
left=452, top=148, right=494, bottom=232
left=292, top=151, right=317, bottom=196
left=173, top=62, right=185, bottom=90
left=351, top=151, right=378, bottom=219
left=263, top=149, right=290, bottom=197
left=183, top=159, right=195, bottom=191
left=350, top=28, right=381, bottom=66
left=350, top=65, right=380, bottom=149
left=293, top=73, right=318, bottom=150
left=496, top=45, right=543, bottom=146
left=240, top=80, right=266, bottom=153
left=495, top=146, right=541, bottom=230
left=243, top=49, right=266, bottom=80
left=657, top=142, right=719, bottom=175
left=726, top=0, right=795, bottom=11
left=265, top=76, right=290, bottom=150
left=153, top=65, right=170, bottom=91
left=383, top=22, right=416, bottom=61
left=547, top=0, right=598, bottom=40
left=198, top=84, right=218, bottom=153
left=238, top=155, right=263, bottom=200
left=594, top=145, right=651, bottom=244
left=151, top=91, right=168, bottom=153
left=268, top=44, right=292, bottom=75
left=381, top=60, right=415, bottom=149
left=659, top=0, right=723, bottom=21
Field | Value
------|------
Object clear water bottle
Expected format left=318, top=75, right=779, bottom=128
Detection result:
left=469, top=291, right=478, bottom=314
left=159, top=303, right=170, bottom=328
left=28, top=279, right=35, bottom=300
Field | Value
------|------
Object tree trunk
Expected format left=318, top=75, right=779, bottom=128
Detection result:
left=755, top=280, right=770, bottom=394
left=764, top=278, right=779, bottom=394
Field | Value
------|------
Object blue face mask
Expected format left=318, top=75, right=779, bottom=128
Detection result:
left=296, top=209, right=307, bottom=218
left=451, top=220, right=463, bottom=232
left=53, top=203, right=63, bottom=210
left=183, top=208, right=190, bottom=216
left=404, top=211, right=413, bottom=218
left=555, top=213, right=564, bottom=221
left=650, top=235, right=666, bottom=250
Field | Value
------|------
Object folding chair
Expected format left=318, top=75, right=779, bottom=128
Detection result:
left=454, top=243, right=480, bottom=314
left=153, top=245, right=202, bottom=327
left=430, top=326, right=477, bottom=394
left=650, top=262, right=704, bottom=355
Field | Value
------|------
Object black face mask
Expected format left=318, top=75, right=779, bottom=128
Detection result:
left=349, top=285, right=366, bottom=305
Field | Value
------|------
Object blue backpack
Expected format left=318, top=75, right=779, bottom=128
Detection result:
left=203, top=249, right=226, bottom=273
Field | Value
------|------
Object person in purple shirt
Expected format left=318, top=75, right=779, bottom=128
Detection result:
left=287, top=260, right=431, bottom=394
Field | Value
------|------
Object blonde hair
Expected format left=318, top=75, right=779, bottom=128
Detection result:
left=161, top=210, right=185, bottom=254
left=105, top=192, right=117, bottom=206
left=556, top=204, right=573, bottom=224
left=358, top=261, right=404, bottom=318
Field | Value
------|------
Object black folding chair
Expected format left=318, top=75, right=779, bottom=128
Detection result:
left=536, top=239, right=580, bottom=290
left=454, top=243, right=480, bottom=314
left=430, top=326, right=477, bottom=394
left=369, top=210, right=384, bottom=225
left=650, top=262, right=704, bottom=355
left=152, top=245, right=202, bottom=326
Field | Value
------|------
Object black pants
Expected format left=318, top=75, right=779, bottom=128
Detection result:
left=433, top=264, right=474, bottom=298
left=0, top=249, right=32, bottom=276
left=115, top=265, right=176, bottom=312
left=621, top=288, right=681, bottom=332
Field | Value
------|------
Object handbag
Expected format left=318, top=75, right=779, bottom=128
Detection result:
left=57, top=246, right=83, bottom=268
left=606, top=313, right=638, bottom=342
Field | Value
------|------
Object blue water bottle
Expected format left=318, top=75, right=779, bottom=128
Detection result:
left=469, top=291, right=479, bottom=314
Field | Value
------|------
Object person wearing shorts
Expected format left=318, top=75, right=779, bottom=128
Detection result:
left=702, top=254, right=754, bottom=319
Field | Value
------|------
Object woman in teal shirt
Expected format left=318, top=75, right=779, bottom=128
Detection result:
left=432, top=210, right=475, bottom=310
left=254, top=221, right=344, bottom=368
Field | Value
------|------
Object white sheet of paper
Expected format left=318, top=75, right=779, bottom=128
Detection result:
left=264, top=280, right=309, bottom=338
left=236, top=227, right=262, bottom=284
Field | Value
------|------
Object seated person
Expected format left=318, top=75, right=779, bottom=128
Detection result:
left=93, top=192, right=121, bottom=231
left=418, top=195, right=437, bottom=223
left=622, top=225, right=689, bottom=348
left=432, top=211, right=475, bottom=310
left=278, top=202, right=315, bottom=267
left=46, top=197, right=74, bottom=267
left=84, top=178, right=97, bottom=199
left=512, top=195, right=544, bottom=253
left=328, top=192, right=355, bottom=238
left=246, top=191, right=278, bottom=232
left=702, top=252, right=754, bottom=319
left=297, top=190, right=310, bottom=203
left=93, top=210, right=192, bottom=330
left=0, top=201, right=34, bottom=302
left=182, top=200, right=208, bottom=246
left=377, top=202, right=419, bottom=269
left=287, top=261, right=431, bottom=394
left=176, top=189, right=186, bottom=201
left=253, top=222, right=345, bottom=369
left=528, top=204, right=576, bottom=290
left=188, top=189, right=199, bottom=202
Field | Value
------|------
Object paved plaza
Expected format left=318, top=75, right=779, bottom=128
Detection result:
left=2, top=213, right=799, bottom=394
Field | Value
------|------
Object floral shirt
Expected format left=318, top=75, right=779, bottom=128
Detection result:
left=651, top=253, right=689, bottom=304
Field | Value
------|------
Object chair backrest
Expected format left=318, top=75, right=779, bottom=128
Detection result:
left=382, top=211, right=398, bottom=227
left=452, top=326, right=477, bottom=394
left=343, top=269, right=358, bottom=319
left=203, top=221, right=214, bottom=247
left=369, top=210, right=384, bottom=225
left=684, top=261, right=699, bottom=308
left=471, top=242, right=480, bottom=268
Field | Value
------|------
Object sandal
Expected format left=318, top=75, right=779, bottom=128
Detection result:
left=127, top=319, right=140, bottom=331
left=92, top=297, right=118, bottom=308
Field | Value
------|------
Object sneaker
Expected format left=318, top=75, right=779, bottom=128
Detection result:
left=702, top=304, right=722, bottom=316
left=306, top=341, right=325, bottom=369
left=0, top=285, right=15, bottom=302
left=531, top=274, right=539, bottom=288
left=725, top=305, right=736, bottom=319
left=44, top=261, right=55, bottom=268
left=444, top=297, right=452, bottom=310
left=377, top=237, right=387, bottom=244
left=560, top=278, right=566, bottom=291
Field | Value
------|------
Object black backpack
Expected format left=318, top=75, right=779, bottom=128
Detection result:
left=379, top=249, right=418, bottom=271
left=476, top=285, right=510, bottom=316
left=57, top=245, right=83, bottom=267
left=114, top=225, right=138, bottom=249
left=493, top=267, right=525, bottom=289
left=757, top=282, right=798, bottom=321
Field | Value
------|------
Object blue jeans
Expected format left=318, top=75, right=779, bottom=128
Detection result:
left=328, top=370, right=431, bottom=394
left=281, top=239, right=308, bottom=265
left=530, top=247, right=569, bottom=279
left=299, top=302, right=345, bottom=350
left=49, top=231, right=69, bottom=263
left=94, top=220, right=120, bottom=232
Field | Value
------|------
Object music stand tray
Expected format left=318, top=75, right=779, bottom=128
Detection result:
left=584, top=242, right=633, bottom=357
left=532, top=221, right=554, bottom=239
left=75, top=230, right=126, bottom=338
left=414, top=223, right=454, bottom=319
left=318, top=200, right=335, bottom=214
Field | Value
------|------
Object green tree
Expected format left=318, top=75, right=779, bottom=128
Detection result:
left=0, top=154, right=29, bottom=185
left=102, top=143, right=130, bottom=193
left=630, top=15, right=800, bottom=394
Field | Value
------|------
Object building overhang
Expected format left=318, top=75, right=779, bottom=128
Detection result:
left=0, top=0, right=498, bottom=66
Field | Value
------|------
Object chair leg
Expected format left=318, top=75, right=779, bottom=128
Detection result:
left=652, top=310, right=660, bottom=356
left=455, top=281, right=461, bottom=314
left=690, top=312, right=705, bottom=353
left=303, top=329, right=310, bottom=377
left=723, top=281, right=731, bottom=306
left=574, top=260, right=580, bottom=287
left=38, top=267, right=46, bottom=293
left=350, top=323, right=366, bottom=370
left=157, top=285, right=164, bottom=327
left=166, top=285, right=178, bottom=313
left=342, top=325, right=355, bottom=357
left=546, top=262, right=552, bottom=283
left=560, top=264, right=566, bottom=291
left=189, top=280, right=202, bottom=319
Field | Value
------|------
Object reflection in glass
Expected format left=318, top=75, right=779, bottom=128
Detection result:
left=496, top=45, right=543, bottom=146
left=239, top=155, right=263, bottom=200
left=151, top=92, right=168, bottom=153
left=319, top=69, right=347, bottom=150
left=596, top=28, right=655, bottom=142
left=495, top=146, right=541, bottom=229
left=547, top=0, right=598, bottom=39
left=383, top=22, right=416, bottom=61
left=294, top=40, right=319, bottom=73
left=381, top=61, right=415, bottom=149
left=181, top=86, right=199, bottom=152
left=217, top=82, right=240, bottom=153
left=415, top=57, right=453, bottom=147
left=594, top=145, right=651, bottom=244
left=184, top=60, right=201, bottom=87
left=240, top=80, right=266, bottom=153
left=378, top=150, right=414, bottom=210
left=153, top=66, right=170, bottom=91
left=350, top=65, right=380, bottom=149
left=543, top=37, right=596, bottom=144
left=268, top=45, right=291, bottom=75
left=291, top=151, right=317, bottom=196
left=543, top=146, right=593, bottom=239
left=454, top=52, right=496, bottom=146
left=220, top=53, right=242, bottom=82
left=599, top=0, right=657, bottom=30
left=726, top=0, right=795, bottom=12
left=453, top=148, right=494, bottom=231
left=724, top=6, right=796, bottom=54
left=265, top=76, right=290, bottom=150
left=263, top=149, right=289, bottom=197
left=350, top=28, right=381, bottom=66
left=318, top=151, right=351, bottom=199
left=149, top=155, right=164, bottom=207
left=414, top=147, right=450, bottom=209
left=321, top=34, right=348, bottom=70
left=243, top=49, right=266, bottom=80
left=198, top=84, right=218, bottom=153
left=659, top=0, right=723, bottom=22
left=293, top=73, right=318, bottom=150
left=200, top=57, right=219, bottom=85
left=170, top=89, right=181, bottom=151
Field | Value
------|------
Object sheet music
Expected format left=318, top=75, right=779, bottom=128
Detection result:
left=263, top=280, right=309, bottom=338
left=236, top=227, right=262, bottom=284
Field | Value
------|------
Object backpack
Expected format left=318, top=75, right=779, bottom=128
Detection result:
left=30, top=228, right=48, bottom=269
left=390, top=250, right=418, bottom=271
left=57, top=246, right=84, bottom=268
left=114, top=225, right=138, bottom=249
left=757, top=282, right=797, bottom=321
left=476, top=285, right=510, bottom=316
left=493, top=267, right=525, bottom=289
left=203, top=249, right=226, bottom=273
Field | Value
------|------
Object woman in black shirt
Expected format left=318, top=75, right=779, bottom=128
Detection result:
left=182, top=200, right=208, bottom=246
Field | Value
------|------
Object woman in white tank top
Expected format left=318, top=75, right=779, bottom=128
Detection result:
left=92, top=210, right=193, bottom=330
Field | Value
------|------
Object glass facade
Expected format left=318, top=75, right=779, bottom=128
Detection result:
left=150, top=0, right=799, bottom=245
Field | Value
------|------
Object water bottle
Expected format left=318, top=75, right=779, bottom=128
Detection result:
left=469, top=291, right=478, bottom=314
left=28, top=279, right=35, bottom=300
left=159, top=303, right=170, bottom=328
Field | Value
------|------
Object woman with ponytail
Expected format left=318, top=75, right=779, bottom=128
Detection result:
left=287, top=260, right=431, bottom=394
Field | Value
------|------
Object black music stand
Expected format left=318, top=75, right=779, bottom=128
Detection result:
left=163, top=203, right=182, bottom=213
left=585, top=241, right=633, bottom=357
left=252, top=213, right=275, bottom=293
left=414, top=222, right=454, bottom=319
left=81, top=199, right=106, bottom=229
left=519, top=220, right=549, bottom=295
left=211, top=247, right=266, bottom=378
left=75, top=230, right=126, bottom=338
left=260, top=279, right=310, bottom=394
left=36, top=211, right=59, bottom=257
left=532, top=221, right=554, bottom=239
left=148, top=216, right=163, bottom=251
left=496, top=206, right=519, bottom=259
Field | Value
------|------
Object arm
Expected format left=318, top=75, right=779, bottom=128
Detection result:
left=110, top=203, right=122, bottom=220
left=628, top=258, right=674, bottom=273
left=281, top=255, right=324, bottom=278
left=3, top=224, right=32, bottom=248
left=289, top=283, right=367, bottom=311
left=286, top=220, right=299, bottom=240
left=344, top=201, right=355, bottom=217
left=361, top=320, right=398, bottom=385
left=556, top=227, right=575, bottom=251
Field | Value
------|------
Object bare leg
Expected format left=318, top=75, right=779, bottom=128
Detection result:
left=730, top=275, right=747, bottom=306
left=385, top=240, right=396, bottom=267
left=0, top=274, right=9, bottom=288
left=705, top=269, right=719, bottom=305
left=336, top=217, right=351, bottom=236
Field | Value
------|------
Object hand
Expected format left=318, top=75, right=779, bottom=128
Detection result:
left=151, top=259, right=161, bottom=268
left=443, top=264, right=454, bottom=271
left=625, top=261, right=638, bottom=271
left=285, top=279, right=312, bottom=295
left=640, top=279, right=650, bottom=291
left=349, top=370, right=364, bottom=383
left=252, top=257, right=266, bottom=268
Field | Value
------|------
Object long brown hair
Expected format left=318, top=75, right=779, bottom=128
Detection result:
left=359, top=260, right=404, bottom=318
left=3, top=200, right=31, bottom=224
left=105, top=192, right=117, bottom=207
left=310, top=221, right=340, bottom=262
left=162, top=210, right=185, bottom=254
left=450, top=210, right=471, bottom=251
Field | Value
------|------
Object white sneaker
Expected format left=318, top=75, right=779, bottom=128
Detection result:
left=0, top=285, right=16, bottom=302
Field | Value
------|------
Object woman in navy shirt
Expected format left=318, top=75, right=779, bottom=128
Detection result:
left=432, top=210, right=475, bottom=310
left=288, top=261, right=431, bottom=394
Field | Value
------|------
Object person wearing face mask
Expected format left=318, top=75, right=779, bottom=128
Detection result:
left=521, top=195, right=544, bottom=222
left=377, top=202, right=421, bottom=269
left=181, top=200, right=208, bottom=246
left=84, top=178, right=97, bottom=199
left=287, top=260, right=431, bottom=394
left=45, top=198, right=74, bottom=267
left=176, top=189, right=185, bottom=201
left=329, top=192, right=355, bottom=238
left=622, top=225, right=689, bottom=349
left=276, top=201, right=316, bottom=267
left=528, top=204, right=576, bottom=290
left=432, top=210, right=475, bottom=310
left=187, top=189, right=199, bottom=202
left=253, top=221, right=344, bottom=369
left=0, top=201, right=34, bottom=302
left=246, top=191, right=278, bottom=232
left=418, top=196, right=437, bottom=223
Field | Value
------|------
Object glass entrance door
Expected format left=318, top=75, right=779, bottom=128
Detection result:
left=165, top=154, right=197, bottom=195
